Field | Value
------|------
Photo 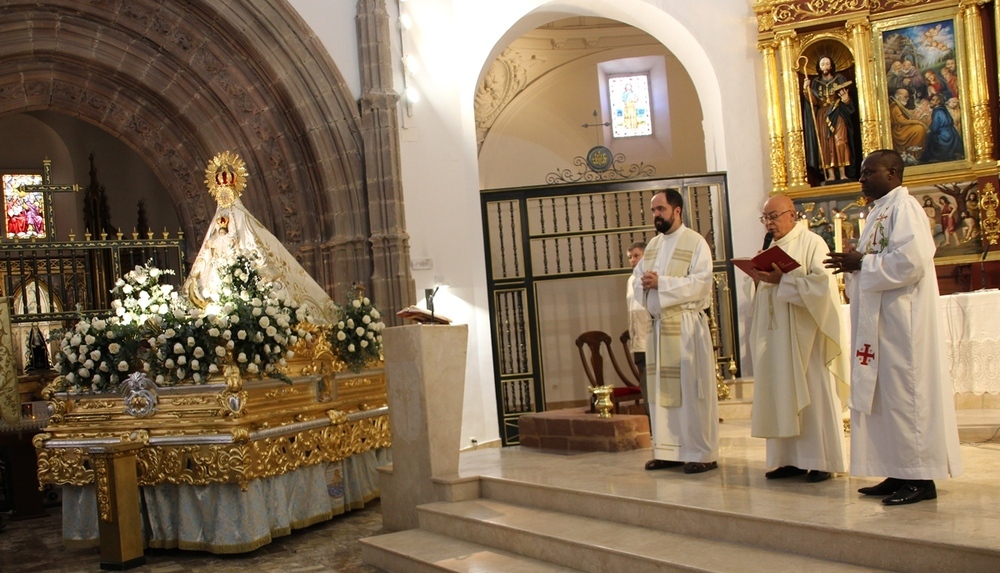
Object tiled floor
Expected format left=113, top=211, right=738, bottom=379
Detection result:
left=3, top=409, right=999, bottom=572
left=0, top=501, right=385, bottom=573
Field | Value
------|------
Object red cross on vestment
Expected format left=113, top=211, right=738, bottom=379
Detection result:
left=856, top=343, right=875, bottom=366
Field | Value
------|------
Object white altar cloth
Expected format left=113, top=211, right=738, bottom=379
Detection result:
left=838, top=289, right=1000, bottom=395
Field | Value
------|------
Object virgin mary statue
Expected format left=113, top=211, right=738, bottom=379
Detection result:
left=182, top=152, right=337, bottom=324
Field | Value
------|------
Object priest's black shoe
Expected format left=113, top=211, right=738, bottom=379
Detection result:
left=765, top=465, right=807, bottom=479
left=806, top=470, right=831, bottom=483
left=858, top=477, right=903, bottom=496
left=645, top=459, right=683, bottom=470
left=882, top=481, right=937, bottom=506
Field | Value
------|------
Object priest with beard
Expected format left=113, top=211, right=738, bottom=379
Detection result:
left=748, top=195, right=847, bottom=484
left=825, top=149, right=962, bottom=505
left=632, top=189, right=719, bottom=474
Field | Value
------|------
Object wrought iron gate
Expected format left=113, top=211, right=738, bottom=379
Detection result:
left=481, top=174, right=739, bottom=445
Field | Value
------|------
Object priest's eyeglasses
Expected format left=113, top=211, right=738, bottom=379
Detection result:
left=758, top=210, right=793, bottom=224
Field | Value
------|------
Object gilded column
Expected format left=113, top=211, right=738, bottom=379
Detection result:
left=847, top=18, right=879, bottom=158
left=759, top=40, right=787, bottom=193
left=962, top=0, right=995, bottom=164
left=777, top=31, right=808, bottom=189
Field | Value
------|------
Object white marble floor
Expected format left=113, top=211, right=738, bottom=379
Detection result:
left=457, top=414, right=1000, bottom=555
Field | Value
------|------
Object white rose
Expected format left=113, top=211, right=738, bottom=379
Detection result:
left=158, top=304, right=169, bottom=314
left=286, top=350, right=295, bottom=359
left=237, top=352, right=248, bottom=363
left=84, top=359, right=95, bottom=369
left=352, top=299, right=361, bottom=308
left=85, top=335, right=96, bottom=345
left=371, top=309, right=380, bottom=320
left=93, top=374, right=102, bottom=384
left=99, top=362, right=109, bottom=372
left=209, top=364, right=219, bottom=373
left=208, top=328, right=220, bottom=337
left=362, top=315, right=371, bottom=324
left=165, top=329, right=176, bottom=338
left=190, top=359, right=199, bottom=370
left=66, top=373, right=76, bottom=383
left=90, top=350, right=101, bottom=361
left=337, top=331, right=346, bottom=341
left=266, top=326, right=277, bottom=337
left=123, top=284, right=133, bottom=294
left=177, top=356, right=187, bottom=366
left=93, top=319, right=107, bottom=330
left=108, top=342, right=121, bottom=354
left=347, top=318, right=355, bottom=328
left=255, top=332, right=264, bottom=342
left=258, top=316, right=270, bottom=328
left=348, top=344, right=355, bottom=352
left=165, top=359, right=175, bottom=368
left=156, top=375, right=165, bottom=384
left=71, top=334, right=82, bottom=346
left=192, top=373, right=201, bottom=383
left=78, top=368, right=90, bottom=378
left=231, top=315, right=240, bottom=324
left=356, top=327, right=365, bottom=336
left=338, top=321, right=345, bottom=329
left=361, top=340, right=369, bottom=348
left=176, top=368, right=186, bottom=379
left=252, top=307, right=262, bottom=317
left=117, top=360, right=129, bottom=372
left=173, top=343, right=184, bottom=354
left=222, top=330, right=232, bottom=340
left=187, top=337, right=195, bottom=347
left=247, top=363, right=259, bottom=374
left=237, top=330, right=247, bottom=340
left=193, top=347, right=205, bottom=358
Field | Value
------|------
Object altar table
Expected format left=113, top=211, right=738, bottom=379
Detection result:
left=838, top=289, right=1000, bottom=395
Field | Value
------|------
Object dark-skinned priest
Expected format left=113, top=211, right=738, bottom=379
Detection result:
left=748, top=195, right=847, bottom=484
left=825, top=149, right=962, bottom=505
left=633, top=189, right=718, bottom=474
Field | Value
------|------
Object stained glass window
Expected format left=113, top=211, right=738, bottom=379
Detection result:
left=2, top=174, right=46, bottom=240
left=609, top=74, right=652, bottom=138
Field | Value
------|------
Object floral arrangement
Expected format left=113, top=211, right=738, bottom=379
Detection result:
left=328, top=288, right=385, bottom=372
left=54, top=257, right=305, bottom=392
left=145, top=256, right=302, bottom=384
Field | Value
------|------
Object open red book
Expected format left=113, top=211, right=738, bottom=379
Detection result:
left=730, top=244, right=801, bottom=276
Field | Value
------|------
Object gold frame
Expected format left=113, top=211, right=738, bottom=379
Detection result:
left=870, top=7, right=972, bottom=174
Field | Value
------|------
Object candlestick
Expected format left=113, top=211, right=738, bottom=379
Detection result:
left=834, top=213, right=844, bottom=252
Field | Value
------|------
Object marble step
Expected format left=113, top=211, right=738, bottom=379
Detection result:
left=476, top=476, right=999, bottom=573
left=360, top=529, right=582, bottom=573
left=410, top=498, right=886, bottom=573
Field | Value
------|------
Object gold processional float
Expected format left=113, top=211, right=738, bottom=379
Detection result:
left=32, top=152, right=390, bottom=556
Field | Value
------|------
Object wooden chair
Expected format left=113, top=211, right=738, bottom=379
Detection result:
left=575, top=330, right=643, bottom=413
left=619, top=330, right=642, bottom=385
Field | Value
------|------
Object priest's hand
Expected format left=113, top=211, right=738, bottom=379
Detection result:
left=755, top=263, right=784, bottom=284
left=824, top=247, right=864, bottom=274
left=641, top=270, right=659, bottom=290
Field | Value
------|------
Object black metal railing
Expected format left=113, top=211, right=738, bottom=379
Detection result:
left=0, top=235, right=186, bottom=323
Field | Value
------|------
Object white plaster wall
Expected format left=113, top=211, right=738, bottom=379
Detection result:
left=292, top=0, right=771, bottom=447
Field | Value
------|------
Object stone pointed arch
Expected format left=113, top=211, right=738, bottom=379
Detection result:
left=0, top=0, right=378, bottom=299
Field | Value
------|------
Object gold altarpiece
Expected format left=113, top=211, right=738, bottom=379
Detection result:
left=755, top=0, right=1000, bottom=276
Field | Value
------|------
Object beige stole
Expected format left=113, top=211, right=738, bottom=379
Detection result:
left=643, top=228, right=702, bottom=408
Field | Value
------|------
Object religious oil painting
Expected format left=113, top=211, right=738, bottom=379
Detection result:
left=609, top=74, right=652, bottom=138
left=794, top=180, right=983, bottom=261
left=909, top=180, right=982, bottom=259
left=875, top=13, right=969, bottom=169
left=2, top=173, right=46, bottom=240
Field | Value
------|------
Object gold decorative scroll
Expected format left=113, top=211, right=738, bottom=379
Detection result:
left=94, top=456, right=112, bottom=522
left=980, top=182, right=1000, bottom=246
left=754, top=0, right=868, bottom=32
left=0, top=297, right=20, bottom=425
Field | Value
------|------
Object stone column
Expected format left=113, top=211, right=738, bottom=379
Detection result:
left=88, top=442, right=145, bottom=570
left=356, top=0, right=416, bottom=323
left=379, top=324, right=469, bottom=531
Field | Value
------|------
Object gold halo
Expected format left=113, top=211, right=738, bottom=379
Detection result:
left=204, top=151, right=248, bottom=208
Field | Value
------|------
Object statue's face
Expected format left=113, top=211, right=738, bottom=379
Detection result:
left=819, top=57, right=832, bottom=74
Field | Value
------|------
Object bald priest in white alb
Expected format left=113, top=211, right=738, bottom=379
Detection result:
left=826, top=149, right=962, bottom=506
left=634, top=189, right=718, bottom=475
left=748, top=195, right=847, bottom=484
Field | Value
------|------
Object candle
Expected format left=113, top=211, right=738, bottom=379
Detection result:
left=857, top=211, right=866, bottom=238
left=834, top=213, right=844, bottom=252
